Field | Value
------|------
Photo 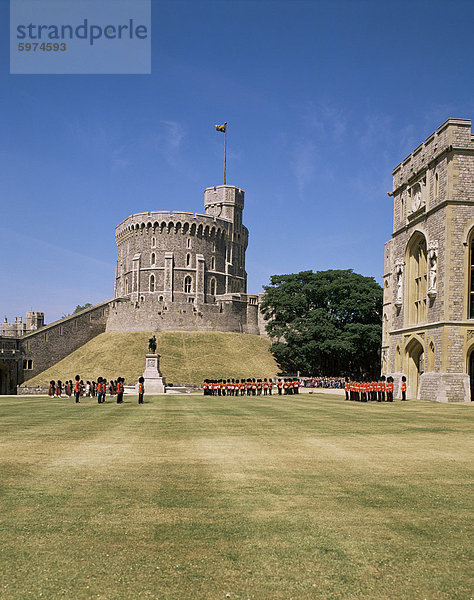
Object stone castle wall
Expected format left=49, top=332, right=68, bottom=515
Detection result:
left=19, top=300, right=110, bottom=382
left=106, top=293, right=261, bottom=335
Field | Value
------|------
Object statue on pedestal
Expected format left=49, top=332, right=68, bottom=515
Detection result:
left=148, top=335, right=157, bottom=354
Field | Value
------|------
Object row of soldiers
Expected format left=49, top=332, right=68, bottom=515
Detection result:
left=202, top=378, right=300, bottom=396
left=48, top=375, right=145, bottom=404
left=345, top=376, right=407, bottom=402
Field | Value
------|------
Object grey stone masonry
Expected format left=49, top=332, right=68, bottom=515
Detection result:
left=110, top=184, right=266, bottom=335
left=19, top=300, right=110, bottom=382
left=383, top=118, right=474, bottom=402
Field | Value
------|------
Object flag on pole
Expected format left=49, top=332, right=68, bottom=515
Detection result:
left=215, top=123, right=227, bottom=133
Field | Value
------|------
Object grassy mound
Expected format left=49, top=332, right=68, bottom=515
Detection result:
left=24, top=331, right=279, bottom=386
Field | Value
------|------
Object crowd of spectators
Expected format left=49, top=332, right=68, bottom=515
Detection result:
left=299, top=377, right=345, bottom=389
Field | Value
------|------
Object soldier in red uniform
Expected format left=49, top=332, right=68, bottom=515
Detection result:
left=138, top=376, right=145, bottom=404
left=293, top=378, right=299, bottom=394
left=401, top=376, right=407, bottom=401
left=387, top=376, right=394, bottom=402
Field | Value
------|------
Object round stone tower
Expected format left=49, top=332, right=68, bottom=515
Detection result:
left=113, top=185, right=248, bottom=306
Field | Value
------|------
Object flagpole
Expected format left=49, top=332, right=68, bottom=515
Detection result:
left=224, top=126, right=227, bottom=185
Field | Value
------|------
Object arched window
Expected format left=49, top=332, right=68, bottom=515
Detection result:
left=406, top=233, right=427, bottom=325
left=187, top=238, right=191, bottom=249
left=184, top=276, right=192, bottom=293
left=151, top=253, right=156, bottom=266
left=209, top=277, right=216, bottom=296
left=152, top=236, right=156, bottom=248
left=186, top=253, right=191, bottom=267
left=469, top=233, right=474, bottom=318
left=211, top=256, right=215, bottom=270
left=150, top=275, right=155, bottom=292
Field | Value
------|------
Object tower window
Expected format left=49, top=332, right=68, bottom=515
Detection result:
left=407, top=235, right=427, bottom=325
left=469, top=236, right=474, bottom=318
left=150, top=275, right=155, bottom=292
left=152, top=236, right=156, bottom=247
left=186, top=253, right=191, bottom=267
left=211, top=256, right=215, bottom=270
left=151, top=253, right=156, bottom=266
left=184, top=276, right=192, bottom=293
left=187, top=238, right=191, bottom=249
left=210, top=277, right=216, bottom=296
left=435, top=173, right=439, bottom=197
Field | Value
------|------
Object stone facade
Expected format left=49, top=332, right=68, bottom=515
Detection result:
left=0, top=336, right=21, bottom=394
left=382, top=118, right=474, bottom=402
left=108, top=184, right=264, bottom=335
left=1, top=312, right=44, bottom=337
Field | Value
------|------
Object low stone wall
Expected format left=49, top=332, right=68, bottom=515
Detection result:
left=17, top=385, right=49, bottom=395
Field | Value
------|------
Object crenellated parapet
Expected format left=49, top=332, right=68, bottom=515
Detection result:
left=115, top=210, right=244, bottom=242
left=392, top=118, right=474, bottom=192
left=390, top=119, right=474, bottom=234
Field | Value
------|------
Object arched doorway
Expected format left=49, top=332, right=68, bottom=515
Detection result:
left=405, top=338, right=424, bottom=399
left=0, top=362, right=9, bottom=395
left=469, top=349, right=474, bottom=402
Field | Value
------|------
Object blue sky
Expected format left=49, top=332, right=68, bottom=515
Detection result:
left=1, top=0, right=474, bottom=323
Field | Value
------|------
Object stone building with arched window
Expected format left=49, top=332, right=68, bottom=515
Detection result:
left=382, top=118, right=474, bottom=401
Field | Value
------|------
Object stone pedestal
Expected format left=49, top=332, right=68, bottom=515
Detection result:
left=143, top=353, right=166, bottom=394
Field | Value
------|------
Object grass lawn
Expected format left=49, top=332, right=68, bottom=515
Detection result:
left=0, top=393, right=472, bottom=600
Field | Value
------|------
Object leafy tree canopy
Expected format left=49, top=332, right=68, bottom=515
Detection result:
left=73, top=303, right=93, bottom=314
left=260, top=270, right=383, bottom=377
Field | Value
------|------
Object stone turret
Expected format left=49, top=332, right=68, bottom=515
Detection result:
left=107, top=183, right=262, bottom=335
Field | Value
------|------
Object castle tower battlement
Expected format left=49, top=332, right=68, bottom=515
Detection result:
left=107, top=184, right=262, bottom=335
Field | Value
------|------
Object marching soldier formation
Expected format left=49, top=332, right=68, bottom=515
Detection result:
left=45, top=375, right=146, bottom=404
left=345, top=375, right=404, bottom=402
left=45, top=374, right=408, bottom=403
left=202, top=377, right=301, bottom=396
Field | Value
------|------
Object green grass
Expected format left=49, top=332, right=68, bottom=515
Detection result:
left=0, top=393, right=472, bottom=599
left=24, top=331, right=279, bottom=386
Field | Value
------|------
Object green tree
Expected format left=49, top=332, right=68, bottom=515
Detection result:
left=260, top=270, right=383, bottom=377
left=73, top=303, right=93, bottom=314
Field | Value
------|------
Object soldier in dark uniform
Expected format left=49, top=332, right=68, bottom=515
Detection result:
left=116, top=377, right=124, bottom=403
left=74, top=375, right=81, bottom=403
